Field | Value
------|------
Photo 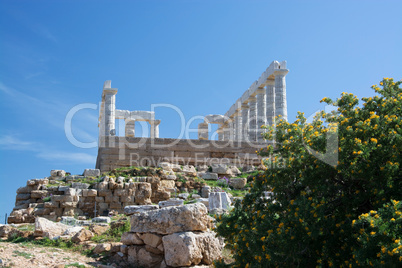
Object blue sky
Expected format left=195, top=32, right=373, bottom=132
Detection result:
left=0, top=0, right=401, bottom=219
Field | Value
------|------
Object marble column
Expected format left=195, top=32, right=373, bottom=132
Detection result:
left=265, top=79, right=275, bottom=127
left=256, top=88, right=267, bottom=142
left=228, top=117, right=235, bottom=140
left=103, top=89, right=118, bottom=136
left=222, top=122, right=231, bottom=141
left=150, top=120, right=160, bottom=139
left=198, top=123, right=209, bottom=140
left=248, top=96, right=257, bottom=141
left=234, top=110, right=242, bottom=141
left=125, top=119, right=135, bottom=137
left=217, top=127, right=224, bottom=141
left=241, top=103, right=249, bottom=141
left=274, top=70, right=289, bottom=122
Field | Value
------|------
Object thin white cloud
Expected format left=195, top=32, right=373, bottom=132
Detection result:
left=0, top=134, right=96, bottom=165
left=36, top=152, right=96, bottom=164
left=0, top=135, right=36, bottom=151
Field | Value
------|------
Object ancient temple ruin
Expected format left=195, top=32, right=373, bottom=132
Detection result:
left=96, top=60, right=288, bottom=171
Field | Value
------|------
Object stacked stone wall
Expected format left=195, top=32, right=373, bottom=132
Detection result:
left=97, top=136, right=267, bottom=172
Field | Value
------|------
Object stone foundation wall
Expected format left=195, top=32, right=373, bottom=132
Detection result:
left=96, top=136, right=267, bottom=172
left=8, top=176, right=172, bottom=224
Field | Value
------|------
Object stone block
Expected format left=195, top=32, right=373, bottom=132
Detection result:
left=50, top=170, right=66, bottom=178
left=30, top=190, right=48, bottom=199
left=209, top=192, right=231, bottom=211
left=124, top=205, right=159, bottom=216
left=229, top=178, right=247, bottom=189
left=92, top=217, right=111, bottom=224
left=139, top=233, right=162, bottom=248
left=71, top=182, right=90, bottom=189
left=165, top=175, right=177, bottom=180
left=98, top=190, right=112, bottom=197
left=83, top=169, right=100, bottom=177
left=160, top=180, right=175, bottom=189
left=16, top=186, right=31, bottom=194
left=121, top=232, right=144, bottom=245
left=162, top=231, right=223, bottom=266
left=198, top=172, right=218, bottom=180
left=130, top=203, right=211, bottom=235
left=87, top=189, right=97, bottom=197
left=16, top=193, right=31, bottom=200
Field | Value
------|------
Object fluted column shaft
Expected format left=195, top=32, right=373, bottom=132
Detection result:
left=256, top=89, right=266, bottom=142
left=248, top=96, right=257, bottom=141
left=265, top=80, right=275, bottom=127
left=234, top=111, right=242, bottom=141
left=274, top=70, right=289, bottom=122
left=241, top=103, right=249, bottom=141
left=104, top=89, right=117, bottom=136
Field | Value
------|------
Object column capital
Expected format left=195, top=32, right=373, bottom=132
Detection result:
left=274, top=69, right=289, bottom=77
left=266, top=79, right=275, bottom=86
left=256, top=88, right=265, bottom=95
left=248, top=96, right=257, bottom=103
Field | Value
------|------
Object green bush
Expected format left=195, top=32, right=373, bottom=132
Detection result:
left=214, top=78, right=402, bottom=267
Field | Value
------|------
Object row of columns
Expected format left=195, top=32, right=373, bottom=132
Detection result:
left=200, top=68, right=288, bottom=142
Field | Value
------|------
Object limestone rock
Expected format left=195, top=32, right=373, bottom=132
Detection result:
left=93, top=243, right=111, bottom=254
left=124, top=205, right=159, bottom=216
left=229, top=178, right=247, bottom=189
left=50, top=170, right=66, bottom=178
left=71, top=182, right=90, bottom=189
left=211, top=164, right=228, bottom=174
left=71, top=228, right=94, bottom=243
left=160, top=180, right=175, bottom=189
left=89, top=224, right=109, bottom=235
left=130, top=203, right=211, bottom=235
left=162, top=231, right=223, bottom=267
left=198, top=172, right=218, bottom=180
left=34, top=217, right=82, bottom=239
left=229, top=166, right=241, bottom=175
left=135, top=182, right=152, bottom=205
left=127, top=246, right=163, bottom=267
left=209, top=192, right=232, bottom=211
left=83, top=169, right=101, bottom=177
left=138, top=233, right=162, bottom=248
left=121, top=232, right=144, bottom=245
left=158, top=198, right=183, bottom=208
left=92, top=217, right=111, bottom=224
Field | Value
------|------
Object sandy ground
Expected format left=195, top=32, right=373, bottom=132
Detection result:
left=0, top=242, right=104, bottom=268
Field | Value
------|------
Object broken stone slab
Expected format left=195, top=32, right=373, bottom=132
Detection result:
left=208, top=192, right=232, bottom=211
left=130, top=203, right=211, bottom=235
left=198, top=172, right=218, bottom=180
left=211, top=164, right=229, bottom=174
left=71, top=182, right=90, bottom=189
left=195, top=198, right=209, bottom=208
left=158, top=198, right=183, bottom=208
left=83, top=169, right=101, bottom=177
left=92, top=217, right=111, bottom=224
left=124, top=205, right=159, bottom=216
left=229, top=166, right=241, bottom=175
left=34, top=217, right=83, bottom=239
left=162, top=231, right=223, bottom=267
